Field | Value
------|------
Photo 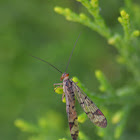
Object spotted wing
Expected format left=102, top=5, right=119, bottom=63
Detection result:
left=64, top=81, right=79, bottom=140
left=72, top=81, right=107, bottom=128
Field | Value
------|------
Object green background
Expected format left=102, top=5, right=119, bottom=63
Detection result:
left=0, top=0, right=140, bottom=140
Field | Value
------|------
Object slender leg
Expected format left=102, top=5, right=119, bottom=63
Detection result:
left=54, top=83, right=63, bottom=92
left=53, top=83, right=63, bottom=88
left=62, top=92, right=65, bottom=101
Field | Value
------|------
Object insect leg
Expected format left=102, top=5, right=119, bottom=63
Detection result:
left=53, top=83, right=63, bottom=88
left=54, top=83, right=63, bottom=93
left=62, top=92, right=65, bottom=101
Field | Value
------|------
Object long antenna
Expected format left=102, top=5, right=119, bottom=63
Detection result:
left=30, top=55, right=63, bottom=74
left=65, top=33, right=81, bottom=72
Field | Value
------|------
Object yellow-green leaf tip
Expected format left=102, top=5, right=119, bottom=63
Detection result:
left=72, top=77, right=79, bottom=83
left=120, top=10, right=127, bottom=17
left=112, top=111, right=123, bottom=124
left=54, top=7, right=63, bottom=14
left=99, top=85, right=106, bottom=92
left=15, top=119, right=24, bottom=128
left=97, top=130, right=104, bottom=137
left=66, top=16, right=72, bottom=21
left=54, top=87, right=63, bottom=94
left=108, top=37, right=116, bottom=45
left=62, top=97, right=66, bottom=103
left=118, top=17, right=123, bottom=23
left=95, top=70, right=102, bottom=78
left=78, top=113, right=87, bottom=123
left=64, top=8, right=71, bottom=14
left=91, top=0, right=99, bottom=8
left=80, top=13, right=87, bottom=20
left=132, top=30, right=140, bottom=37
left=125, top=14, right=129, bottom=19
left=120, top=10, right=129, bottom=20
left=72, top=77, right=83, bottom=88
left=14, top=119, right=29, bottom=132
left=38, top=117, right=47, bottom=128
left=79, top=131, right=87, bottom=139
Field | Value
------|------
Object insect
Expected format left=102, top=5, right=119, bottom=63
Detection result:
left=31, top=34, right=107, bottom=140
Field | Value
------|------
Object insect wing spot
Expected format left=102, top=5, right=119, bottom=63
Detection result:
left=69, top=122, right=74, bottom=130
left=97, top=109, right=104, bottom=116
left=69, top=119, right=79, bottom=140
left=80, top=101, right=84, bottom=105
left=72, top=106, right=75, bottom=109
left=92, top=109, right=107, bottom=128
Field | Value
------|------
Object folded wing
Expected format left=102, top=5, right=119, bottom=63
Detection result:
left=72, top=81, right=107, bottom=128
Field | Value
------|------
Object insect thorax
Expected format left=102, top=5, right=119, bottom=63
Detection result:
left=63, top=79, right=75, bottom=100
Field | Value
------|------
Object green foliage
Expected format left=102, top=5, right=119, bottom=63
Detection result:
left=54, top=0, right=140, bottom=139
left=2, top=0, right=140, bottom=140
left=54, top=0, right=140, bottom=84
left=95, top=70, right=114, bottom=94
left=15, top=111, right=65, bottom=140
left=15, top=110, right=90, bottom=140
left=54, top=1, right=110, bottom=38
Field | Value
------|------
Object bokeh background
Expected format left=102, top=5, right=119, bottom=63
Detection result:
left=1, top=0, right=140, bottom=140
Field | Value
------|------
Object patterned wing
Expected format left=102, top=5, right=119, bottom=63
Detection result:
left=64, top=80, right=79, bottom=140
left=72, top=81, right=107, bottom=128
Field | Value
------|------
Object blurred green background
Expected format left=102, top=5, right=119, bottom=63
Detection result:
left=0, top=0, right=140, bottom=140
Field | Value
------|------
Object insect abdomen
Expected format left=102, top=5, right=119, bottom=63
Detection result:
left=64, top=79, right=79, bottom=140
